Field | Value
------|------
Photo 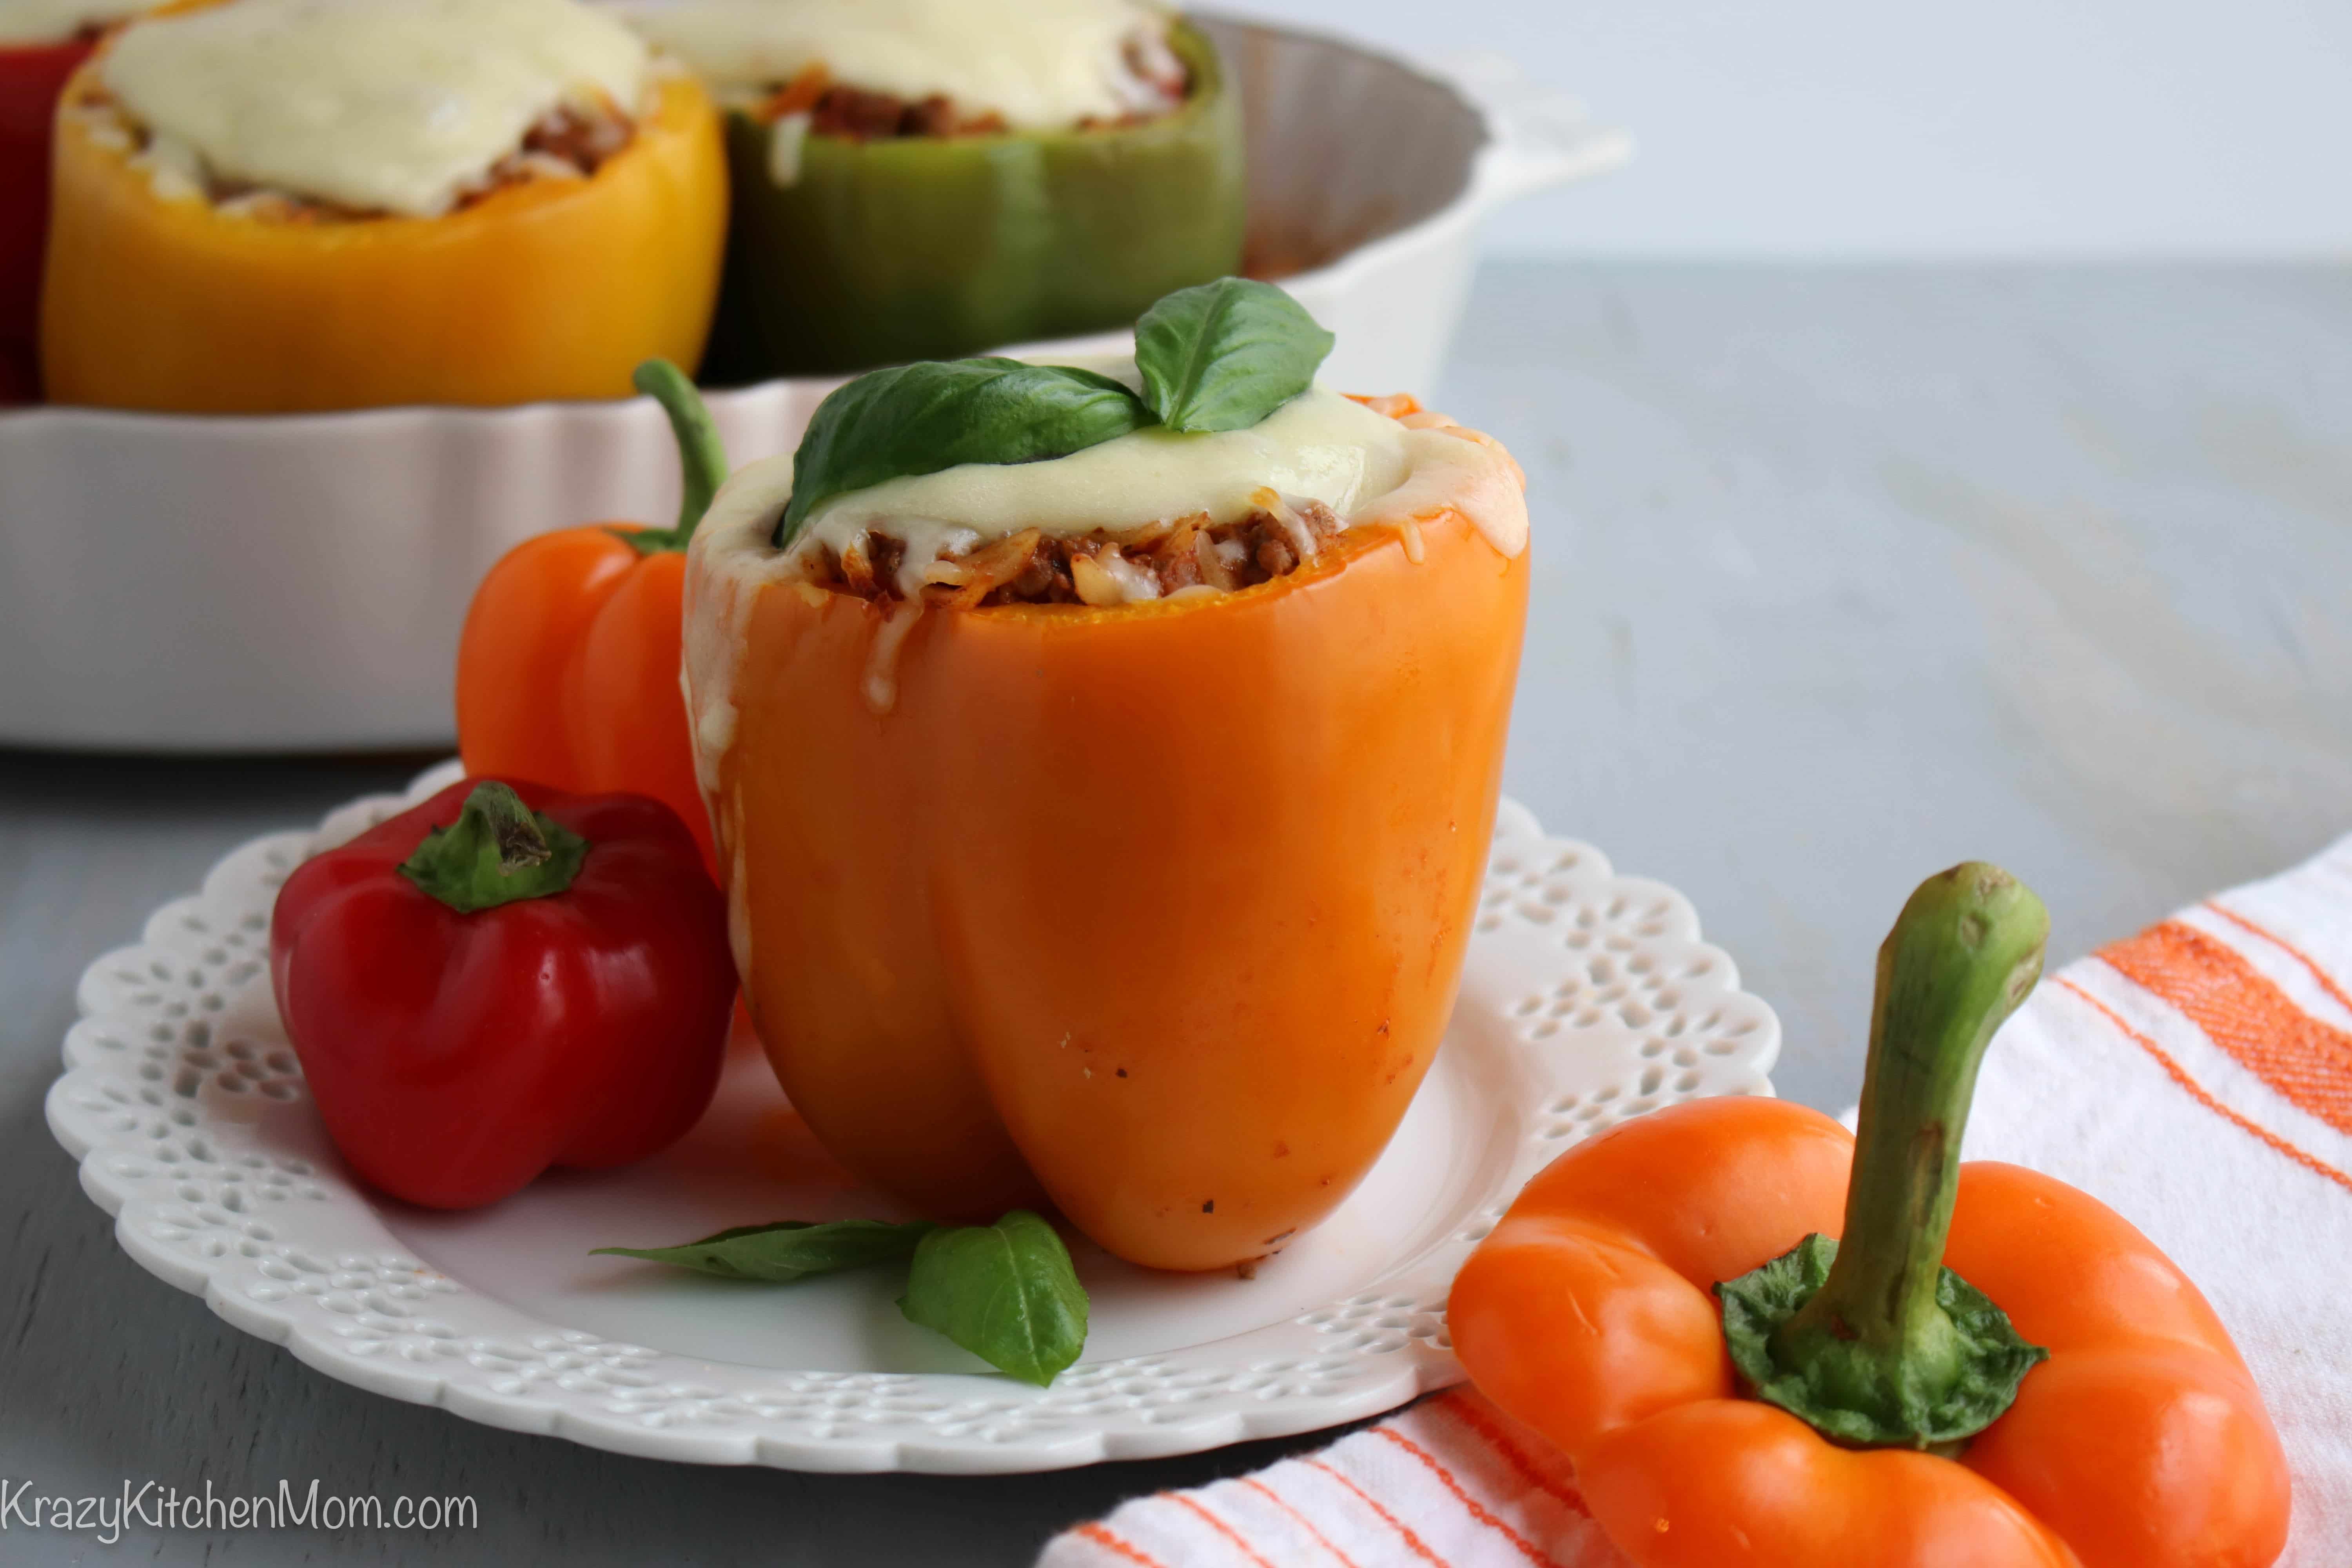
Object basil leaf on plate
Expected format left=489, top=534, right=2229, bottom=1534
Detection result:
left=899, top=1210, right=1089, bottom=1386
left=1133, top=277, right=1335, bottom=434
left=593, top=1218, right=935, bottom=1283
left=775, top=359, right=1151, bottom=548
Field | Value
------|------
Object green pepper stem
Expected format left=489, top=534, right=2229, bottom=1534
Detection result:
left=396, top=782, right=589, bottom=914
left=631, top=358, right=729, bottom=549
left=1765, top=863, right=2048, bottom=1423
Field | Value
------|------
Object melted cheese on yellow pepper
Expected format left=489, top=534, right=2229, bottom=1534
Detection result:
left=616, top=0, right=1176, bottom=129
left=99, top=0, right=650, bottom=216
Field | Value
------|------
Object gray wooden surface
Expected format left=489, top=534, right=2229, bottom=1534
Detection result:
left=5, top=261, right=2348, bottom=1563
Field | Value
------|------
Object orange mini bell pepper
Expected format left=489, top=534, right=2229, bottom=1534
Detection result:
left=456, top=362, right=721, bottom=873
left=40, top=31, right=725, bottom=412
left=686, top=400, right=1530, bottom=1269
left=1450, top=864, right=2291, bottom=1567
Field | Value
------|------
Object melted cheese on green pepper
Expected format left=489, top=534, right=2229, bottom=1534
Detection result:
left=617, top=0, right=1177, bottom=129
left=98, top=0, right=650, bottom=217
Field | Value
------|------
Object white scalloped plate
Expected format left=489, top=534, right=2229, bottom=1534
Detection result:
left=44, top=764, right=1775, bottom=1474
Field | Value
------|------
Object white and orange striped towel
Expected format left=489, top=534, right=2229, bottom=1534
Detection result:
left=1041, top=835, right=2352, bottom=1568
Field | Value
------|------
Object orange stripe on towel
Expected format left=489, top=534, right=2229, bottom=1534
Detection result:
left=1075, top=1524, right=1171, bottom=1568
left=2099, top=920, right=2352, bottom=1136
left=1240, top=1477, right=1363, bottom=1568
left=1432, top=1392, right=1591, bottom=1519
left=1374, top=1426, right=1563, bottom=1568
left=2056, top=976, right=2352, bottom=1195
left=1166, top=1494, right=1280, bottom=1568
left=1304, top=1458, right=1452, bottom=1567
left=2204, top=900, right=2352, bottom=1021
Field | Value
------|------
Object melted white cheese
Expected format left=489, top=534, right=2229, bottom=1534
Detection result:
left=681, top=387, right=1529, bottom=789
left=1355, top=421, right=1530, bottom=560
left=0, top=0, right=141, bottom=47
left=99, top=0, right=650, bottom=217
left=793, top=387, right=1413, bottom=585
left=683, top=452, right=803, bottom=798
left=616, top=0, right=1174, bottom=129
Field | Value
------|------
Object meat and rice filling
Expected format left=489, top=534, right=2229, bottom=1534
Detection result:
left=809, top=491, right=1348, bottom=609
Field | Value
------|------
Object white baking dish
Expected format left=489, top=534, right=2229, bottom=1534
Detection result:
left=0, top=17, right=1625, bottom=751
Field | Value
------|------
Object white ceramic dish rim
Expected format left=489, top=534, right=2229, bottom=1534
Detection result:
left=43, top=764, right=1773, bottom=1475
left=0, top=20, right=1628, bottom=437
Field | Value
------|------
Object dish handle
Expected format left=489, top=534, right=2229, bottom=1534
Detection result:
left=1439, top=51, right=1634, bottom=208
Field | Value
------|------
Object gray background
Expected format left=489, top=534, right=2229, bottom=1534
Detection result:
left=1256, top=0, right=2352, bottom=260
left=5, top=261, right=2349, bottom=1561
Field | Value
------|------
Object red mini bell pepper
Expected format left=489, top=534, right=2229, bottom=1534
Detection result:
left=270, top=777, right=736, bottom=1209
left=0, top=32, right=95, bottom=398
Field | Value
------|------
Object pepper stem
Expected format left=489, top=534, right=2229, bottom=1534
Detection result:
left=626, top=359, right=729, bottom=552
left=1714, top=862, right=2052, bottom=1448
left=396, top=782, right=589, bottom=914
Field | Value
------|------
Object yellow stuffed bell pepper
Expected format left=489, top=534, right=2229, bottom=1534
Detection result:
left=41, top=0, right=726, bottom=413
left=681, top=284, right=1532, bottom=1271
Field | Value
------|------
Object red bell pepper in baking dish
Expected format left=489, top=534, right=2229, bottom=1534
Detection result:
left=269, top=777, right=736, bottom=1209
left=0, top=32, right=95, bottom=398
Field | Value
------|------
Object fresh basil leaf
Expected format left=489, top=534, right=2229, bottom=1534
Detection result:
left=775, top=359, right=1151, bottom=548
left=593, top=1218, right=935, bottom=1283
left=1133, top=277, right=1335, bottom=434
left=899, top=1210, right=1088, bottom=1386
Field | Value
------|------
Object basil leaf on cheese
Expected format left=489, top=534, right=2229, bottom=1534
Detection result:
left=1134, top=277, right=1334, bottom=434
left=775, top=359, right=1151, bottom=548
left=769, top=279, right=1339, bottom=549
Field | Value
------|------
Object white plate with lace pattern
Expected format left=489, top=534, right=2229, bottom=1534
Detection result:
left=44, top=762, right=1777, bottom=1475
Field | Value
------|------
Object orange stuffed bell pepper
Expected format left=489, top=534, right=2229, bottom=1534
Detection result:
left=1450, top=863, right=2291, bottom=1567
left=681, top=281, right=1531, bottom=1267
left=40, top=0, right=724, bottom=413
left=457, top=361, right=722, bottom=873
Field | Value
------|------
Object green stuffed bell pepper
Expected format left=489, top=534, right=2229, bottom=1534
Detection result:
left=626, top=1, right=1245, bottom=378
